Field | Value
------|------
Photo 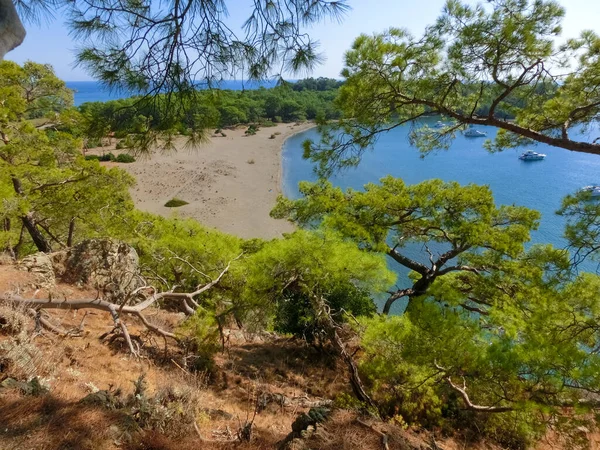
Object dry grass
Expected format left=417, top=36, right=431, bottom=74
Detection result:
left=0, top=390, right=124, bottom=450
left=0, top=263, right=590, bottom=450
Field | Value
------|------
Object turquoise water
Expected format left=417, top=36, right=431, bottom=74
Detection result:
left=282, top=118, right=600, bottom=304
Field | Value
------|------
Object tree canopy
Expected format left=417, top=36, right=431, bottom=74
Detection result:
left=305, top=0, right=600, bottom=175
left=3, top=0, right=348, bottom=91
left=76, top=81, right=342, bottom=152
left=272, top=176, right=539, bottom=314
left=1, top=0, right=349, bottom=148
left=0, top=60, right=134, bottom=255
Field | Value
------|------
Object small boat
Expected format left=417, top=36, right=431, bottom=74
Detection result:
left=518, top=150, right=546, bottom=161
left=464, top=125, right=486, bottom=137
left=581, top=185, right=600, bottom=197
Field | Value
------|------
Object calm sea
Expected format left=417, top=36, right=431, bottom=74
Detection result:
left=66, top=81, right=600, bottom=294
left=66, top=80, right=280, bottom=106
left=282, top=119, right=600, bottom=310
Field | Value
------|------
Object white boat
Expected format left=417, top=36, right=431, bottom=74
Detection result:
left=518, top=150, right=546, bottom=161
left=581, top=185, right=600, bottom=197
left=464, top=126, right=486, bottom=137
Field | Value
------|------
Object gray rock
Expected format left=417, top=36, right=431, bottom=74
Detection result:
left=18, top=253, right=56, bottom=288
left=52, top=239, right=143, bottom=298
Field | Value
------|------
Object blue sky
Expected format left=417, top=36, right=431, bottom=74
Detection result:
left=6, top=0, right=600, bottom=81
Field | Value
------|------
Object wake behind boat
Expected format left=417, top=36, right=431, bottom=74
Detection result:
left=519, top=150, right=546, bottom=161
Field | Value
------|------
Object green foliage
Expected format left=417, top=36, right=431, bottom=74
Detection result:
left=76, top=81, right=342, bottom=153
left=291, top=77, right=343, bottom=92
left=557, top=190, right=600, bottom=266
left=274, top=174, right=600, bottom=440
left=99, top=152, right=116, bottom=162
left=274, top=283, right=376, bottom=340
left=177, top=309, right=220, bottom=373
left=164, top=198, right=189, bottom=208
left=273, top=176, right=539, bottom=313
left=245, top=124, right=258, bottom=136
left=0, top=60, right=73, bottom=120
left=132, top=214, right=243, bottom=293
left=115, top=153, right=135, bottom=163
left=357, top=243, right=600, bottom=442
left=239, top=229, right=395, bottom=338
left=334, top=392, right=364, bottom=410
left=0, top=61, right=135, bottom=255
left=64, top=1, right=348, bottom=99
left=304, top=0, right=600, bottom=175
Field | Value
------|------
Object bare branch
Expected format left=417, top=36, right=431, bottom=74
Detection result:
left=444, top=376, right=512, bottom=413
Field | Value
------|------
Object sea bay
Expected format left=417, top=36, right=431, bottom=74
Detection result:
left=282, top=119, right=600, bottom=309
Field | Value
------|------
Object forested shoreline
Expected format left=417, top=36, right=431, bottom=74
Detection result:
left=77, top=78, right=343, bottom=148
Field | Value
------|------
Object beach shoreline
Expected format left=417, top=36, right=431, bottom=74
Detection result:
left=97, top=122, right=315, bottom=240
left=276, top=123, right=316, bottom=197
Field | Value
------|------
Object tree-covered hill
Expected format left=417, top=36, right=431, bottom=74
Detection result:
left=75, top=79, right=343, bottom=149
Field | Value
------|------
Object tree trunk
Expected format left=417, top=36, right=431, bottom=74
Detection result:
left=21, top=213, right=52, bottom=253
left=310, top=293, right=376, bottom=408
left=0, top=0, right=26, bottom=59
left=11, top=176, right=52, bottom=253
left=67, top=218, right=76, bottom=247
left=382, top=295, right=397, bottom=315
left=331, top=327, right=376, bottom=408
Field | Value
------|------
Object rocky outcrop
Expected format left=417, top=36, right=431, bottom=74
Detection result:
left=18, top=253, right=56, bottom=288
left=18, top=239, right=143, bottom=297
left=52, top=239, right=143, bottom=298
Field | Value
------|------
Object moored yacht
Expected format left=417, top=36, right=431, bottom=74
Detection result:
left=518, top=150, right=546, bottom=161
left=464, top=125, right=486, bottom=137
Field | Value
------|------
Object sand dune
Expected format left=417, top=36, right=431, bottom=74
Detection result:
left=102, top=122, right=315, bottom=239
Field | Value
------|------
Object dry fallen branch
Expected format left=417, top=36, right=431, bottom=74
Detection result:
left=193, top=421, right=238, bottom=443
left=0, top=259, right=235, bottom=356
left=355, top=418, right=389, bottom=450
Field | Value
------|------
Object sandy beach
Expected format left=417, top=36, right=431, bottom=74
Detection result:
left=104, top=122, right=315, bottom=239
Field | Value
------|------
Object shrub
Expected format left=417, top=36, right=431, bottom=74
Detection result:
left=84, top=155, right=100, bottom=161
left=247, top=159, right=255, bottom=165
left=269, top=134, right=276, bottom=139
left=177, top=309, right=220, bottom=375
left=245, top=124, right=258, bottom=136
left=274, top=283, right=376, bottom=342
left=85, top=138, right=102, bottom=148
left=98, top=153, right=116, bottom=162
left=164, top=198, right=189, bottom=208
left=116, top=153, right=136, bottom=163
